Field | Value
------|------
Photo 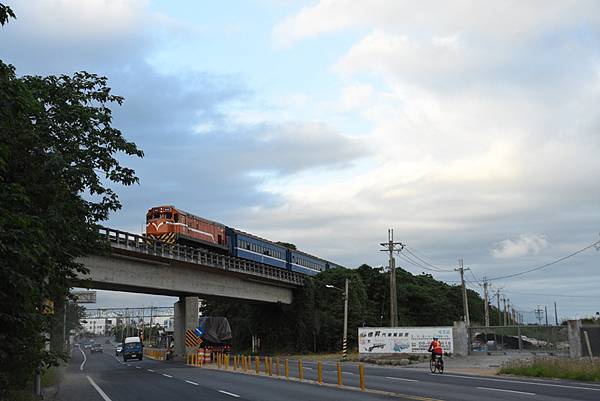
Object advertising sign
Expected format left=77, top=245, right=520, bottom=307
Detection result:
left=358, top=326, right=453, bottom=354
left=72, top=291, right=97, bottom=304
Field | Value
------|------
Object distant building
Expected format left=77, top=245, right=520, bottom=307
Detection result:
left=83, top=318, right=114, bottom=335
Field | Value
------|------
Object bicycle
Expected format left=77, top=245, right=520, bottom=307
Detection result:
left=429, top=354, right=444, bottom=374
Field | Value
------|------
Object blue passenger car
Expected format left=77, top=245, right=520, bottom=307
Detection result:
left=288, top=249, right=329, bottom=276
left=227, top=228, right=288, bottom=270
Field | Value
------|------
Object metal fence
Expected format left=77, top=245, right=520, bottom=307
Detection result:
left=98, top=227, right=305, bottom=286
left=469, top=325, right=569, bottom=355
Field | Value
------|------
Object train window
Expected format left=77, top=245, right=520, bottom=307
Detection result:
left=218, top=235, right=223, bottom=244
left=146, top=214, right=151, bottom=222
left=263, top=249, right=270, bottom=256
left=174, top=214, right=179, bottom=222
left=153, top=212, right=160, bottom=219
left=165, top=213, right=172, bottom=219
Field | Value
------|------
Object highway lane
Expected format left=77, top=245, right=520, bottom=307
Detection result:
left=57, top=344, right=407, bottom=401
left=266, top=359, right=600, bottom=401
left=58, top=343, right=600, bottom=401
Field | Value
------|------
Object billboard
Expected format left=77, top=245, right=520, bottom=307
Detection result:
left=72, top=291, right=97, bottom=304
left=358, top=326, right=453, bottom=354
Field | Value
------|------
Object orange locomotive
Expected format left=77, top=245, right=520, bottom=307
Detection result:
left=145, top=205, right=227, bottom=250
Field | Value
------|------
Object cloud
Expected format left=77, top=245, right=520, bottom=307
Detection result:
left=273, top=0, right=600, bottom=47
left=491, top=234, right=550, bottom=259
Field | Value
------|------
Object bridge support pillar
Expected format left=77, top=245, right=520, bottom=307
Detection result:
left=174, top=296, right=198, bottom=358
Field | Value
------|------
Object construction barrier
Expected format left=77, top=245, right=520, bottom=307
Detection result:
left=143, top=347, right=167, bottom=361
left=192, top=353, right=367, bottom=392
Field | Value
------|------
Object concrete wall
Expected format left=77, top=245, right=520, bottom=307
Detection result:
left=568, top=320, right=582, bottom=358
left=77, top=254, right=293, bottom=304
left=452, top=321, right=469, bottom=356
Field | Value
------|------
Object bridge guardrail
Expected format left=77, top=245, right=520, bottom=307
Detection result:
left=98, top=227, right=305, bottom=286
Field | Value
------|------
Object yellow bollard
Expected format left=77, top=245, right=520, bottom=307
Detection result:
left=359, top=363, right=365, bottom=391
left=255, top=356, right=260, bottom=374
left=275, top=357, right=280, bottom=376
left=264, top=356, right=269, bottom=375
left=217, top=353, right=221, bottom=369
left=268, top=357, right=272, bottom=376
left=285, top=359, right=289, bottom=379
left=317, top=360, right=323, bottom=384
left=336, top=362, right=343, bottom=386
left=298, top=359, right=303, bottom=381
left=233, top=355, right=237, bottom=371
left=225, top=354, right=229, bottom=370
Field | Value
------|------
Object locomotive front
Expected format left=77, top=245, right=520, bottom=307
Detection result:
left=145, top=205, right=178, bottom=244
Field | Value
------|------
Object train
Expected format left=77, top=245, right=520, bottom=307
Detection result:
left=145, top=205, right=344, bottom=276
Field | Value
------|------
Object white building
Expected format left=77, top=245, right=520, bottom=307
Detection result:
left=83, top=318, right=115, bottom=336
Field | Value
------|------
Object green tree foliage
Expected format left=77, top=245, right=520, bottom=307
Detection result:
left=201, top=264, right=495, bottom=354
left=0, top=6, right=142, bottom=395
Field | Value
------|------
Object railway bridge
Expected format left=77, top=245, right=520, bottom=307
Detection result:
left=74, top=227, right=304, bottom=356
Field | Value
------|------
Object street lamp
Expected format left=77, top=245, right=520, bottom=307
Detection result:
left=325, top=278, right=349, bottom=360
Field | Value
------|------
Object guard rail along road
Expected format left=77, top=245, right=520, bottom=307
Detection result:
left=99, top=227, right=305, bottom=286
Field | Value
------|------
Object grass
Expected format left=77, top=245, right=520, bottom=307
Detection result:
left=41, top=365, right=64, bottom=387
left=6, top=365, right=65, bottom=401
left=270, top=351, right=360, bottom=362
left=500, top=357, right=600, bottom=382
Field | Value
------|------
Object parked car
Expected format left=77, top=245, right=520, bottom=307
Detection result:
left=90, top=344, right=103, bottom=354
left=84, top=343, right=92, bottom=350
left=115, top=345, right=123, bottom=356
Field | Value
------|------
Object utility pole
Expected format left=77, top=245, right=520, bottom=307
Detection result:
left=534, top=305, right=544, bottom=325
left=554, top=302, right=558, bottom=325
left=343, top=278, right=349, bottom=360
left=502, top=297, right=508, bottom=326
left=455, top=259, right=471, bottom=327
left=380, top=229, right=404, bottom=327
left=545, top=305, right=548, bottom=326
left=483, top=278, right=490, bottom=327
left=496, top=289, right=502, bottom=326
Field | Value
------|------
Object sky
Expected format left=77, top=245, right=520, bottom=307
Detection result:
left=1, top=0, right=599, bottom=322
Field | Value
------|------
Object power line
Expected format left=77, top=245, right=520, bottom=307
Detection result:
left=403, top=246, right=454, bottom=272
left=488, top=239, right=600, bottom=282
left=397, top=252, right=447, bottom=273
left=504, top=291, right=600, bottom=299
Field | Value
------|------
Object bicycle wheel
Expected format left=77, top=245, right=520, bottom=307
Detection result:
left=438, top=359, right=444, bottom=374
left=429, top=359, right=436, bottom=373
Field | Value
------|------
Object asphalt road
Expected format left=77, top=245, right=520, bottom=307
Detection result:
left=58, top=343, right=600, bottom=401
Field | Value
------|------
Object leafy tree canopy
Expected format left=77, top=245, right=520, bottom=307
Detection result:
left=0, top=5, right=142, bottom=395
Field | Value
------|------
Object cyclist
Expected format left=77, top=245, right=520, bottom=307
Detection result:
left=428, top=337, right=443, bottom=362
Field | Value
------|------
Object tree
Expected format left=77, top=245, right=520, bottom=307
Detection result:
left=0, top=6, right=143, bottom=396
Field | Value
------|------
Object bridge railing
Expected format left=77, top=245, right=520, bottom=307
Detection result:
left=97, top=227, right=304, bottom=286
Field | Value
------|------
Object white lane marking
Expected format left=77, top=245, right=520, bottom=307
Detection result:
left=303, top=367, right=313, bottom=370
left=147, top=369, right=155, bottom=372
left=438, top=373, right=600, bottom=392
left=185, top=380, right=199, bottom=386
left=342, top=372, right=355, bottom=375
left=162, top=374, right=173, bottom=378
left=219, top=390, right=240, bottom=398
left=86, top=376, right=112, bottom=401
left=477, top=387, right=536, bottom=396
left=135, top=366, right=141, bottom=369
left=78, top=345, right=87, bottom=371
left=386, top=376, right=419, bottom=382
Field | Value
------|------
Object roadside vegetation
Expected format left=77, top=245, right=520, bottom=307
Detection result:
left=500, top=358, right=600, bottom=382
left=1, top=4, right=142, bottom=398
left=203, top=265, right=499, bottom=354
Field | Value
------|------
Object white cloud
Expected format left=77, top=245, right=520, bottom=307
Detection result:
left=491, top=234, right=550, bottom=258
left=273, top=0, right=600, bottom=47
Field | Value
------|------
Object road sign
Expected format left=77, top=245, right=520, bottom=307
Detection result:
left=185, top=329, right=203, bottom=347
left=194, top=327, right=204, bottom=337
left=72, top=291, right=97, bottom=303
